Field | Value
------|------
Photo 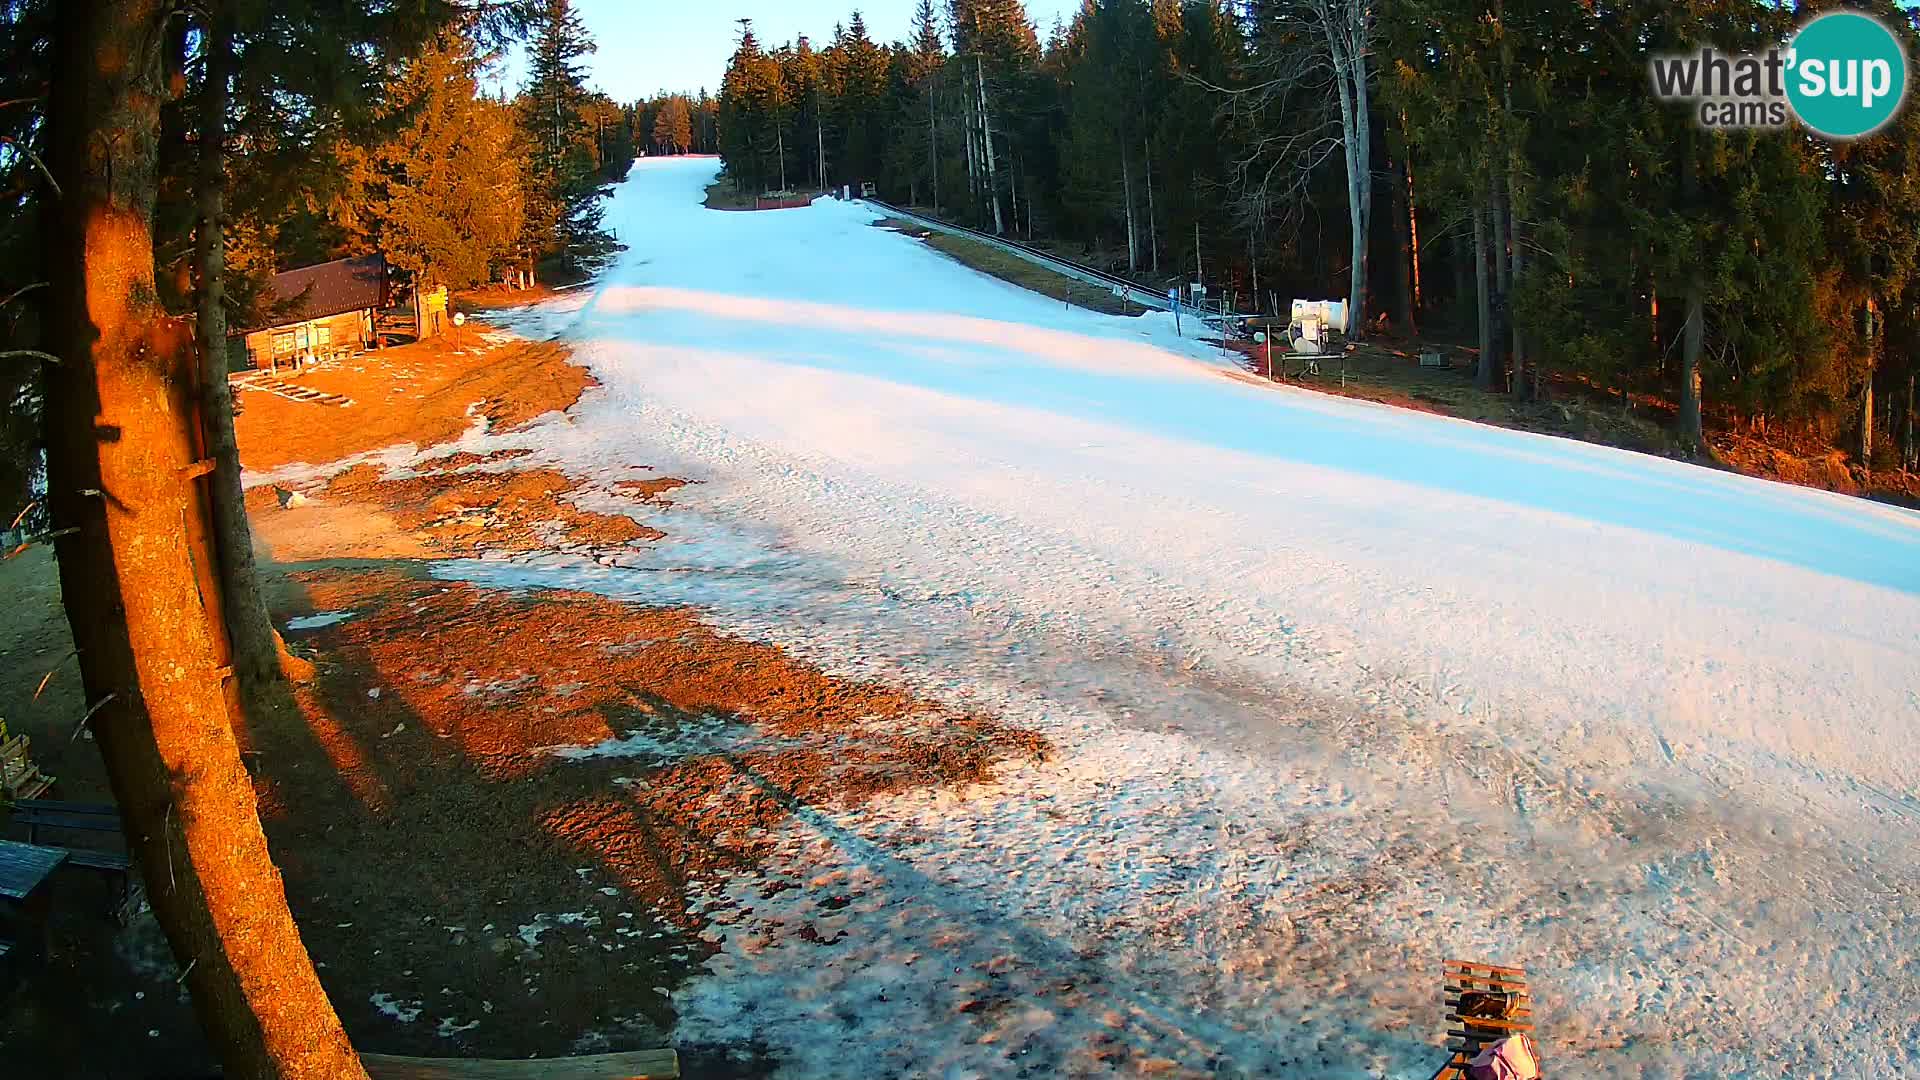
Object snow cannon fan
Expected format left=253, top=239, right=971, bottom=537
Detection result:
left=1288, top=298, right=1349, bottom=358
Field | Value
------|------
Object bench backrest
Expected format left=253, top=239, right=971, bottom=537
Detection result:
left=10, top=799, right=123, bottom=834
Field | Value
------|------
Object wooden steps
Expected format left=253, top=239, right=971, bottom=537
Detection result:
left=1, top=733, right=54, bottom=801
left=360, top=1049, right=679, bottom=1080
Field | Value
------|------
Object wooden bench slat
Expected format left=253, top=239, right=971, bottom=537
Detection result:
left=64, top=849, right=133, bottom=871
left=1445, top=959, right=1527, bottom=977
left=1452, top=1014, right=1535, bottom=1031
left=360, top=1049, right=680, bottom=1080
left=15, top=799, right=119, bottom=817
left=15, top=810, right=121, bottom=833
left=1445, top=975, right=1530, bottom=992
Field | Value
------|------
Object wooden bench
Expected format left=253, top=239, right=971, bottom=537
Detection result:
left=1431, top=959, right=1539, bottom=1079
left=360, top=1049, right=679, bottom=1079
left=0, top=733, right=54, bottom=801
left=8, top=799, right=141, bottom=923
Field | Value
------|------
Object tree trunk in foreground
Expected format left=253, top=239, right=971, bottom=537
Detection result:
left=195, top=6, right=287, bottom=717
left=43, top=4, right=366, bottom=1077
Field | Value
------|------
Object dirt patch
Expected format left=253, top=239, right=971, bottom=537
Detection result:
left=702, top=179, right=757, bottom=211
left=250, top=568, right=1046, bottom=1057
left=316, top=465, right=663, bottom=556
left=414, top=448, right=536, bottom=473
left=234, top=327, right=591, bottom=472
left=611, top=477, right=691, bottom=505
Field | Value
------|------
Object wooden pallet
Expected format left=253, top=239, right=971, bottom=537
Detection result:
left=1430, top=959, right=1538, bottom=1080
left=0, top=734, right=54, bottom=801
left=360, top=1050, right=679, bottom=1080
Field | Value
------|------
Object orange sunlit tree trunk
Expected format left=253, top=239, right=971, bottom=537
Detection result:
left=41, top=3, right=366, bottom=1077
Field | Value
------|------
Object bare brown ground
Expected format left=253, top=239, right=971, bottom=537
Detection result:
left=1, top=296, right=1047, bottom=1073
left=233, top=326, right=591, bottom=471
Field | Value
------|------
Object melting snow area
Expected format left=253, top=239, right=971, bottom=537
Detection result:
left=285, top=610, right=356, bottom=631
left=448, top=157, right=1920, bottom=1076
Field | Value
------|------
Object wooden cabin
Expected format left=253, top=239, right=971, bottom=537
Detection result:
left=237, top=254, right=388, bottom=371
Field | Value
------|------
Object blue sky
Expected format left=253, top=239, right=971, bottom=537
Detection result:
left=499, top=0, right=1084, bottom=101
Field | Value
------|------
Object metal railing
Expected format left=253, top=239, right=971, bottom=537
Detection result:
left=862, top=198, right=1240, bottom=328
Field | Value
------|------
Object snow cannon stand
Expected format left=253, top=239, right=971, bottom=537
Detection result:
left=1287, top=298, right=1351, bottom=362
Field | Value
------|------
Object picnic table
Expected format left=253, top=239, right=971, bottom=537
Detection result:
left=0, top=839, right=66, bottom=903
left=0, top=838, right=69, bottom=964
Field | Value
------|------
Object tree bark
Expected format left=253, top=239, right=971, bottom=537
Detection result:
left=1122, top=141, right=1138, bottom=273
left=1680, top=280, right=1706, bottom=450
left=1861, top=375, right=1875, bottom=466
left=1316, top=0, right=1372, bottom=338
left=1404, top=116, right=1422, bottom=313
left=194, top=7, right=284, bottom=717
left=927, top=74, right=939, bottom=213
left=1509, top=193, right=1527, bottom=401
left=1906, top=371, right=1916, bottom=471
left=1474, top=201, right=1494, bottom=390
left=1144, top=139, right=1159, bottom=274
left=1678, top=128, right=1704, bottom=451
left=1391, top=152, right=1415, bottom=334
left=1493, top=180, right=1511, bottom=391
left=44, top=3, right=366, bottom=1077
left=976, top=55, right=1005, bottom=235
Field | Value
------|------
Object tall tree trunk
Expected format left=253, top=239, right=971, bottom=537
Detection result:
left=1144, top=139, right=1159, bottom=274
left=1678, top=129, right=1704, bottom=451
left=1904, top=371, right=1915, bottom=470
left=194, top=8, right=283, bottom=715
left=1122, top=141, right=1138, bottom=273
left=1861, top=375, right=1875, bottom=466
left=962, top=69, right=980, bottom=217
left=1390, top=152, right=1415, bottom=334
left=976, top=56, right=1004, bottom=235
left=816, top=115, right=825, bottom=192
left=927, top=76, right=939, bottom=213
left=1404, top=114, right=1422, bottom=313
left=44, top=4, right=365, bottom=1076
left=1474, top=202, right=1494, bottom=390
left=1493, top=179, right=1511, bottom=390
left=1680, top=279, right=1705, bottom=450
left=1323, top=1, right=1371, bottom=337
left=1509, top=193, right=1527, bottom=401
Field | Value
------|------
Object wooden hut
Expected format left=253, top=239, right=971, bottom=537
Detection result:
left=237, top=254, right=388, bottom=371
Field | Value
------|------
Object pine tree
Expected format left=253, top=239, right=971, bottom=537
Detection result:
left=654, top=95, right=695, bottom=155
left=334, top=33, right=525, bottom=290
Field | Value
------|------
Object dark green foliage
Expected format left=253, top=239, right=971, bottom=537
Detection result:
left=711, top=0, right=1920, bottom=461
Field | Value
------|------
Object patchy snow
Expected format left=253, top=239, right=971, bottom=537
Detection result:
left=285, top=610, right=356, bottom=630
left=369, top=992, right=423, bottom=1024
left=516, top=912, right=602, bottom=950
left=444, top=157, right=1920, bottom=1075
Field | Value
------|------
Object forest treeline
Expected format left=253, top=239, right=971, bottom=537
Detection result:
left=716, top=0, right=1920, bottom=467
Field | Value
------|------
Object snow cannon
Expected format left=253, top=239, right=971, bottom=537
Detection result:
left=1288, top=298, right=1350, bottom=358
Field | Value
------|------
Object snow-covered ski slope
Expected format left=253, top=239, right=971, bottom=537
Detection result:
left=469, top=157, right=1920, bottom=1076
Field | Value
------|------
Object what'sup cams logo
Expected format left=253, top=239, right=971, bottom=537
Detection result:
left=1651, top=10, right=1910, bottom=139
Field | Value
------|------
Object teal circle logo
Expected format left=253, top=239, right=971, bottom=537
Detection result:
left=1786, top=11, right=1909, bottom=139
